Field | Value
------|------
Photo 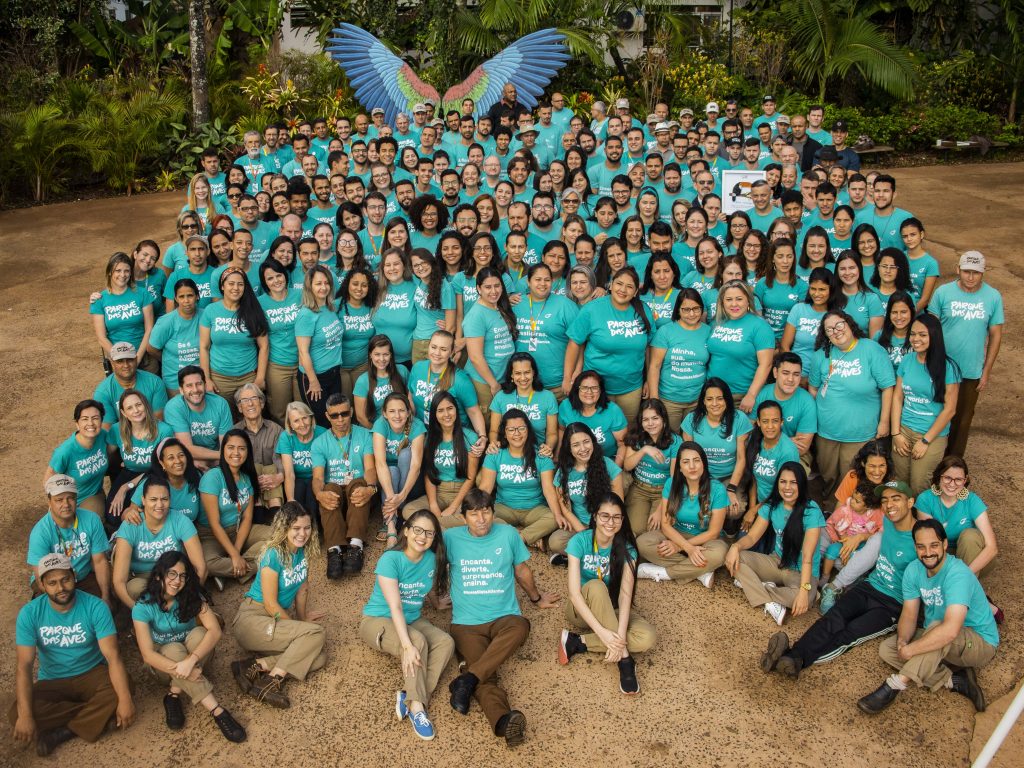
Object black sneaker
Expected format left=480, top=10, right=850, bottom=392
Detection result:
left=951, top=668, right=987, bottom=712
left=163, top=692, right=185, bottom=731
left=549, top=553, right=568, bottom=567
left=327, top=547, right=344, bottom=580
left=212, top=706, right=247, bottom=743
left=760, top=631, right=789, bottom=673
left=342, top=545, right=364, bottom=575
left=558, top=630, right=586, bottom=665
left=618, top=656, right=640, bottom=695
left=857, top=682, right=899, bottom=714
left=500, top=709, right=527, bottom=747
left=36, top=726, right=75, bottom=757
left=231, top=658, right=258, bottom=695
left=448, top=671, right=479, bottom=714
left=775, top=654, right=803, bottom=679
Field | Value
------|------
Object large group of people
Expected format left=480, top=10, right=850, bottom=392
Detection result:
left=14, top=85, right=1008, bottom=756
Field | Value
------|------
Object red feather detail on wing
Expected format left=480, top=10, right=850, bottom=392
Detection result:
left=442, top=67, right=486, bottom=103
left=399, top=63, right=440, bottom=103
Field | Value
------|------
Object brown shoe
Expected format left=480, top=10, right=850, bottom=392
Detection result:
left=252, top=672, right=291, bottom=709
left=231, top=658, right=259, bottom=695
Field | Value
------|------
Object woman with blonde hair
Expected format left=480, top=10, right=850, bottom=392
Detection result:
left=183, top=173, right=219, bottom=233
left=296, top=265, right=344, bottom=427
left=276, top=401, right=327, bottom=518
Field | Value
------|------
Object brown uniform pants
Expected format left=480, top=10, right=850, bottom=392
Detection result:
left=232, top=599, right=326, bottom=681
left=450, top=615, right=531, bottom=732
left=321, top=479, right=371, bottom=548
left=7, top=664, right=117, bottom=742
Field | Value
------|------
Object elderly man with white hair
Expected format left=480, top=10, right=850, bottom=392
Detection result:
left=233, top=382, right=284, bottom=522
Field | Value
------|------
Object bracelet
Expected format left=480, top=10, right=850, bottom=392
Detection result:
left=530, top=593, right=541, bottom=603
left=726, top=483, right=738, bottom=493
left=920, top=437, right=931, bottom=445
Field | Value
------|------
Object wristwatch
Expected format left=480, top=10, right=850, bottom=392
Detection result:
left=920, top=437, right=931, bottom=445
left=800, top=582, right=813, bottom=591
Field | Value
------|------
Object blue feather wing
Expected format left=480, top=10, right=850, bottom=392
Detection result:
left=470, top=28, right=571, bottom=115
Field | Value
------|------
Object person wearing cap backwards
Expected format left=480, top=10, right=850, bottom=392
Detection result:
left=760, top=479, right=918, bottom=679
left=28, top=475, right=112, bottom=604
left=857, top=517, right=998, bottom=714
left=12, top=552, right=134, bottom=757
left=927, top=251, right=1004, bottom=458
left=93, top=341, right=168, bottom=429
left=814, top=119, right=860, bottom=172
left=753, top=95, right=779, bottom=133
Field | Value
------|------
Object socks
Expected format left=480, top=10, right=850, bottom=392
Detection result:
left=350, top=538, right=364, bottom=550
left=886, top=674, right=908, bottom=691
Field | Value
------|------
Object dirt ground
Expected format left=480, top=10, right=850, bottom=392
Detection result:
left=1, top=164, right=1022, bottom=768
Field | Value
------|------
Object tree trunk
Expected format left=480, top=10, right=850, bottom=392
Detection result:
left=189, top=0, right=210, bottom=128
left=1009, top=77, right=1018, bottom=124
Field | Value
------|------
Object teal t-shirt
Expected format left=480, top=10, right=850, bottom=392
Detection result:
left=512, top=294, right=580, bottom=389
left=755, top=278, right=804, bottom=340
left=372, top=281, right=417, bottom=361
left=757, top=499, right=826, bottom=576
left=430, top=428, right=480, bottom=483
left=132, top=597, right=197, bottom=644
left=707, top=313, right=775, bottom=396
left=554, top=457, right=623, bottom=525
left=483, top=449, right=555, bottom=509
left=149, top=311, right=202, bottom=391
left=865, top=516, right=917, bottom=601
left=338, top=303, right=375, bottom=368
left=27, top=509, right=109, bottom=580
left=130, top=480, right=201, bottom=522
left=362, top=549, right=437, bottom=623
left=407, top=362, right=478, bottom=427
left=310, top=425, right=374, bottom=483
left=197, top=468, right=253, bottom=528
left=164, top=266, right=214, bottom=311
left=750, top=434, right=801, bottom=502
left=137, top=269, right=168, bottom=315
left=566, top=529, right=637, bottom=586
left=463, top=303, right=517, bottom=385
left=275, top=426, right=327, bottom=480
left=16, top=593, right=116, bottom=681
left=928, top=281, right=1004, bottom=380
left=259, top=291, right=302, bottom=367
left=682, top=412, right=753, bottom=479
left=785, top=303, right=825, bottom=377
left=557, top=400, right=627, bottom=460
left=295, top=305, right=344, bottom=374
left=753, top=386, right=817, bottom=440
left=92, top=369, right=168, bottom=426
left=641, top=290, right=679, bottom=328
left=906, top=252, right=940, bottom=297
left=114, top=512, right=198, bottom=573
left=568, top=297, right=654, bottom=395
left=897, top=355, right=960, bottom=436
left=631, top=433, right=683, bottom=487
left=651, top=322, right=711, bottom=403
left=915, top=490, right=987, bottom=546
left=901, top=556, right=998, bottom=647
left=113, top=421, right=175, bottom=472
left=200, top=301, right=260, bottom=376
left=808, top=339, right=896, bottom=442
left=661, top=478, right=730, bottom=536
left=489, top=389, right=558, bottom=446
left=371, top=416, right=427, bottom=466
left=874, top=331, right=910, bottom=373
left=413, top=278, right=456, bottom=340
left=246, top=547, right=308, bottom=610
left=163, top=393, right=233, bottom=450
left=89, top=287, right=153, bottom=348
left=48, top=432, right=110, bottom=500
left=353, top=368, right=409, bottom=417
left=841, top=289, right=884, bottom=334
left=444, top=524, right=530, bottom=625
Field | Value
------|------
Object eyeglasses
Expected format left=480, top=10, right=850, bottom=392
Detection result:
left=238, top=396, right=261, bottom=405
left=327, top=410, right=352, bottom=419
left=337, top=239, right=357, bottom=247
left=534, top=203, right=554, bottom=210
left=505, top=425, right=528, bottom=434
left=679, top=305, right=703, bottom=314
left=165, top=570, right=187, bottom=583
left=409, top=525, right=436, bottom=539
left=596, top=513, right=623, bottom=524
left=940, top=475, right=966, bottom=486
left=227, top=193, right=242, bottom=200
left=824, top=321, right=848, bottom=336
left=579, top=385, right=601, bottom=393
left=240, top=206, right=258, bottom=213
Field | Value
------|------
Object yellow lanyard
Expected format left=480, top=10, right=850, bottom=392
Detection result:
left=593, top=533, right=605, bottom=581
left=55, top=517, right=79, bottom=558
left=427, top=365, right=447, bottom=390
left=528, top=296, right=547, bottom=333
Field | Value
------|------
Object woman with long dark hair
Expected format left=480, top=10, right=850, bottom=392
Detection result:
left=488, top=352, right=559, bottom=455
left=754, top=239, right=801, bottom=342
left=834, top=250, right=884, bottom=336
left=296, top=265, right=343, bottom=427
left=463, top=267, right=519, bottom=418
left=740, top=400, right=800, bottom=529
left=646, top=288, right=710, bottom=433
left=512, top=263, right=581, bottom=398
left=123, top=436, right=203, bottom=523
left=410, top=249, right=456, bottom=364
left=371, top=248, right=418, bottom=366
left=781, top=267, right=841, bottom=379
left=869, top=247, right=914, bottom=303
left=875, top=291, right=915, bottom=372
left=337, top=266, right=378, bottom=399
left=353, top=335, right=410, bottom=429
left=623, top=399, right=683, bottom=536
left=795, top=226, right=833, bottom=279
left=557, top=371, right=628, bottom=464
left=258, top=259, right=303, bottom=423
left=557, top=492, right=654, bottom=696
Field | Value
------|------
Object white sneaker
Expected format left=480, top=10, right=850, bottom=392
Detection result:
left=212, top=576, right=225, bottom=592
left=762, top=581, right=777, bottom=589
left=764, top=601, right=787, bottom=626
left=697, top=571, right=715, bottom=589
left=733, top=578, right=743, bottom=589
left=637, top=563, right=670, bottom=582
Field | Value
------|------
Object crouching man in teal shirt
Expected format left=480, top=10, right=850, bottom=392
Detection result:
left=11, top=553, right=135, bottom=757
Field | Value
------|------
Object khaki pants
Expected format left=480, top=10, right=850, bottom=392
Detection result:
left=7, top=664, right=117, bottom=742
left=609, top=387, right=642, bottom=425
left=358, top=616, right=455, bottom=705
left=548, top=528, right=578, bottom=554
left=636, top=532, right=727, bottom=583
left=210, top=369, right=256, bottom=421
left=890, top=425, right=947, bottom=496
left=815, top=437, right=867, bottom=499
left=265, top=362, right=300, bottom=424
left=450, top=616, right=530, bottom=731
left=563, top=579, right=656, bottom=653
left=411, top=339, right=432, bottom=365
left=947, top=378, right=980, bottom=459
left=232, top=598, right=326, bottom=681
left=321, top=479, right=370, bottom=548
left=198, top=523, right=271, bottom=581
left=149, top=626, right=215, bottom=703
left=662, top=398, right=697, bottom=435
left=339, top=363, right=368, bottom=401
left=403, top=481, right=467, bottom=528
left=735, top=551, right=817, bottom=608
left=880, top=625, right=996, bottom=690
left=256, top=463, right=285, bottom=508
left=472, top=379, right=495, bottom=422
left=126, top=575, right=148, bottom=601
left=625, top=480, right=663, bottom=537
left=954, top=528, right=995, bottom=580
left=493, top=503, right=557, bottom=546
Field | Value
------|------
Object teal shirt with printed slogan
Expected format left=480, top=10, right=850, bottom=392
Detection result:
left=372, top=281, right=417, bottom=361
left=631, top=433, right=683, bottom=487
left=856, top=206, right=914, bottom=250
left=785, top=303, right=825, bottom=377
left=149, top=311, right=202, bottom=391
left=750, top=434, right=801, bottom=502
left=901, top=555, right=998, bottom=647
left=757, top=499, right=826, bottom=577
left=413, top=277, right=456, bottom=340
left=407, top=362, right=478, bottom=428
left=707, top=313, right=775, bottom=396
left=197, top=468, right=253, bottom=528
left=557, top=400, right=627, bottom=460
left=164, top=266, right=214, bottom=311
left=259, top=291, right=302, bottom=367
left=650, top=322, right=710, bottom=403
left=132, top=597, right=197, bottom=644
left=113, top=421, right=174, bottom=472
left=641, top=290, right=678, bottom=328
left=372, top=417, right=427, bottom=466
left=16, top=592, right=116, bottom=680
left=310, top=425, right=374, bottom=483
left=566, top=529, right=637, bottom=586
left=513, top=294, right=579, bottom=389
left=48, top=431, right=110, bottom=500
left=89, top=287, right=153, bottom=348
left=897, top=355, right=960, bottom=436
left=874, top=330, right=910, bottom=373
left=841, top=289, right=884, bottom=334
left=93, top=369, right=168, bottom=426
left=295, top=305, right=344, bottom=374
left=753, top=386, right=818, bottom=440
left=554, top=458, right=622, bottom=525
left=131, top=479, right=201, bottom=522
left=489, top=389, right=559, bottom=446
left=568, top=296, right=654, bottom=396
left=363, top=549, right=437, bottom=623
left=755, top=278, right=803, bottom=340
left=431, top=428, right=480, bottom=482
left=275, top=426, right=327, bottom=480
left=137, top=270, right=167, bottom=317
left=928, top=281, right=1004, bottom=380
left=661, top=478, right=730, bottom=536
left=353, top=368, right=409, bottom=417
left=163, top=392, right=233, bottom=451
left=865, top=516, right=917, bottom=601
left=246, top=547, right=308, bottom=610
left=444, top=523, right=531, bottom=625
left=682, top=412, right=753, bottom=479
left=906, top=252, right=940, bottom=297
left=808, top=339, right=895, bottom=442
left=200, top=301, right=260, bottom=376
left=915, top=490, right=987, bottom=546
left=462, top=303, right=517, bottom=385
left=338, top=303, right=375, bottom=368
left=27, top=509, right=109, bottom=580
left=483, top=449, right=555, bottom=509
left=114, top=512, right=198, bottom=573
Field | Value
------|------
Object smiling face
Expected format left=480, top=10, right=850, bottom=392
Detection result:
left=775, top=469, right=800, bottom=505
left=703, top=386, right=726, bottom=420
left=76, top=406, right=103, bottom=438
left=287, top=408, right=314, bottom=438
left=478, top=275, right=504, bottom=305
left=914, top=525, right=947, bottom=573
left=822, top=314, right=852, bottom=348
left=223, top=435, right=248, bottom=469
left=383, top=397, right=410, bottom=431
left=120, top=393, right=146, bottom=425
left=503, top=416, right=529, bottom=449
left=288, top=514, right=313, bottom=550
left=370, top=343, right=392, bottom=372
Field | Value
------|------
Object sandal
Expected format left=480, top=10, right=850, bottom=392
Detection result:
left=376, top=525, right=389, bottom=542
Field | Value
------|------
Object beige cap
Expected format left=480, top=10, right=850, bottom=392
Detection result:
left=37, top=552, right=74, bottom=578
left=45, top=474, right=78, bottom=496
left=109, top=341, right=137, bottom=361
left=959, top=250, right=986, bottom=272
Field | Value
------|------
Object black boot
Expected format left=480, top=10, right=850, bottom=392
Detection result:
left=857, top=682, right=899, bottom=714
left=36, top=726, right=76, bottom=757
left=950, top=668, right=987, bottom=712
left=448, top=671, right=479, bottom=714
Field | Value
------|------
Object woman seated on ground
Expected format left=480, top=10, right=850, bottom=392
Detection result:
left=359, top=510, right=454, bottom=741
left=623, top=399, right=683, bottom=537
left=132, top=551, right=246, bottom=742
left=276, top=401, right=327, bottom=520
left=231, top=502, right=326, bottom=709
left=46, top=399, right=111, bottom=518
left=107, top=389, right=174, bottom=527
left=725, top=462, right=826, bottom=627
left=549, top=423, right=624, bottom=558
left=636, top=442, right=729, bottom=588
left=373, top=393, right=427, bottom=544
left=557, top=371, right=628, bottom=465
left=557, top=492, right=654, bottom=696
left=113, top=475, right=204, bottom=609
left=477, top=409, right=561, bottom=550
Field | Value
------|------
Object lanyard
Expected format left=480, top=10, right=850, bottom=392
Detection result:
left=517, top=390, right=535, bottom=407
left=528, top=296, right=547, bottom=333
left=335, top=431, right=353, bottom=465
left=593, top=534, right=605, bottom=581
left=55, top=517, right=79, bottom=558
left=427, top=365, right=447, bottom=390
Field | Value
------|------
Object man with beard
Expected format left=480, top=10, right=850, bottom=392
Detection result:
left=237, top=130, right=279, bottom=194
left=164, top=366, right=233, bottom=467
left=506, top=201, right=546, bottom=265
left=12, top=552, right=134, bottom=757
left=506, top=158, right=534, bottom=203
left=591, top=135, right=624, bottom=197
left=528, top=192, right=557, bottom=239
